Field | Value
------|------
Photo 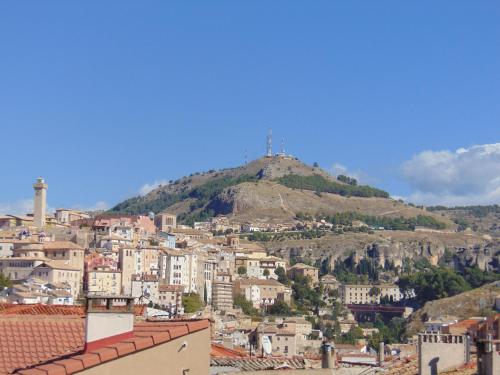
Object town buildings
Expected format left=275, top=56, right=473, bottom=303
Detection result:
left=339, top=283, right=409, bottom=304
left=287, top=263, right=319, bottom=285
left=234, top=278, right=291, bottom=308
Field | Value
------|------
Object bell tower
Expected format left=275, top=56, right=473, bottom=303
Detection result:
left=33, top=177, right=48, bottom=228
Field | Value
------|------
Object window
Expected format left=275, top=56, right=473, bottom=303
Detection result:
left=284, top=346, right=288, bottom=353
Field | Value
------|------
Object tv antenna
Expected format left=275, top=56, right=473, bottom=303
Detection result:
left=266, top=129, right=273, bottom=157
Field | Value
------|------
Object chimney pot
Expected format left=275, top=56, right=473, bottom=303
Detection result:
left=84, top=295, right=135, bottom=352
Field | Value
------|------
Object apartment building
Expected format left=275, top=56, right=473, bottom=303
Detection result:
left=87, top=266, right=122, bottom=295
left=31, top=261, right=82, bottom=298
left=158, top=284, right=183, bottom=314
left=339, top=284, right=406, bottom=304
left=159, top=249, right=189, bottom=290
left=212, top=280, right=234, bottom=312
left=288, top=263, right=319, bottom=285
left=234, top=278, right=291, bottom=308
left=235, top=255, right=286, bottom=280
left=131, top=274, right=160, bottom=305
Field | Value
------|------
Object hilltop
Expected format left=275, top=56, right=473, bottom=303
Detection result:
left=110, top=156, right=450, bottom=227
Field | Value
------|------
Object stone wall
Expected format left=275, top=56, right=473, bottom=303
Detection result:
left=418, top=333, right=469, bottom=375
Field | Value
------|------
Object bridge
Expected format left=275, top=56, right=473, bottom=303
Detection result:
left=346, top=304, right=409, bottom=321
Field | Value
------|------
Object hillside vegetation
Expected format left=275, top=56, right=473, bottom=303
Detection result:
left=278, top=174, right=389, bottom=198
left=109, top=156, right=452, bottom=227
left=406, top=282, right=500, bottom=335
left=427, top=204, right=500, bottom=236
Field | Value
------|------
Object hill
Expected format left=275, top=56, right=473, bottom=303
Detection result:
left=406, top=281, right=500, bottom=335
left=427, top=205, right=500, bottom=237
left=110, top=156, right=450, bottom=228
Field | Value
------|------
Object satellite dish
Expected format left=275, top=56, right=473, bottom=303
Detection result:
left=262, top=336, right=272, bottom=355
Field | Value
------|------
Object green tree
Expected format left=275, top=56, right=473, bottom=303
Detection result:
left=274, top=266, right=289, bottom=285
left=398, top=267, right=470, bottom=305
left=369, top=286, right=381, bottom=302
left=234, top=294, right=259, bottom=316
left=0, top=272, right=12, bottom=289
left=182, top=293, right=203, bottom=313
left=237, top=266, right=247, bottom=276
left=268, top=300, right=292, bottom=316
left=338, top=325, right=364, bottom=345
left=263, top=269, right=270, bottom=278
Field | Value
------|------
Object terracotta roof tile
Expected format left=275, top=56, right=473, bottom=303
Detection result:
left=35, top=364, right=67, bottom=375
left=4, top=317, right=210, bottom=374
left=15, top=370, right=47, bottom=375
left=106, top=343, right=135, bottom=357
left=88, top=347, right=118, bottom=362
left=70, top=354, right=100, bottom=369
left=0, top=303, right=146, bottom=317
left=0, top=316, right=84, bottom=374
left=52, top=359, right=85, bottom=374
left=122, top=337, right=154, bottom=351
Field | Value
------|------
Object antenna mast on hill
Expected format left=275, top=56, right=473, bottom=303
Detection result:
left=267, top=129, right=273, bottom=157
left=280, top=138, right=285, bottom=156
left=244, top=148, right=248, bottom=165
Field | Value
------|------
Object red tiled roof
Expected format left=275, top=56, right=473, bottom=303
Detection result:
left=0, top=304, right=147, bottom=317
left=0, top=316, right=210, bottom=375
left=0, top=316, right=84, bottom=374
left=158, top=285, right=183, bottom=293
left=210, top=344, right=248, bottom=358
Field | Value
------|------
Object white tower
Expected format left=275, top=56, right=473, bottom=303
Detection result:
left=266, top=130, right=273, bottom=157
left=33, top=177, right=48, bottom=228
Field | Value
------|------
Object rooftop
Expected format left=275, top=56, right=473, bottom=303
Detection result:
left=0, top=315, right=210, bottom=375
left=0, top=303, right=146, bottom=317
left=43, top=241, right=84, bottom=251
left=237, top=278, right=285, bottom=287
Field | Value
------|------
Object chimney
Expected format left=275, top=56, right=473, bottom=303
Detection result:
left=322, top=343, right=334, bottom=369
left=85, top=295, right=135, bottom=352
left=378, top=341, right=385, bottom=364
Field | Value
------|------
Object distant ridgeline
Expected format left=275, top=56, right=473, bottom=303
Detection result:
left=277, top=174, right=390, bottom=198
left=426, top=204, right=500, bottom=217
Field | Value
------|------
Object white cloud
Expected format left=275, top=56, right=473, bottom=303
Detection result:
left=0, top=199, right=109, bottom=215
left=0, top=199, right=34, bottom=216
left=139, top=180, right=170, bottom=196
left=71, top=201, right=109, bottom=212
left=402, top=143, right=500, bottom=206
left=330, top=163, right=376, bottom=185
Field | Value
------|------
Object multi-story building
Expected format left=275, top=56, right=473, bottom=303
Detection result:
left=158, top=284, right=183, bottom=314
left=234, top=278, right=291, bottom=308
left=154, top=213, right=177, bottom=232
left=339, top=284, right=409, bottom=304
left=212, top=280, right=234, bottom=312
left=54, top=208, right=90, bottom=225
left=235, top=255, right=286, bottom=280
left=159, top=249, right=189, bottom=290
left=0, top=257, right=46, bottom=280
left=288, top=263, right=319, bottom=285
left=87, top=266, right=122, bottom=296
left=131, top=274, right=159, bottom=305
left=30, top=261, right=82, bottom=298
left=118, top=248, right=135, bottom=295
left=13, top=240, right=85, bottom=275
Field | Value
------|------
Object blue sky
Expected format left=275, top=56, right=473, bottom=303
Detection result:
left=1, top=1, right=499, bottom=214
